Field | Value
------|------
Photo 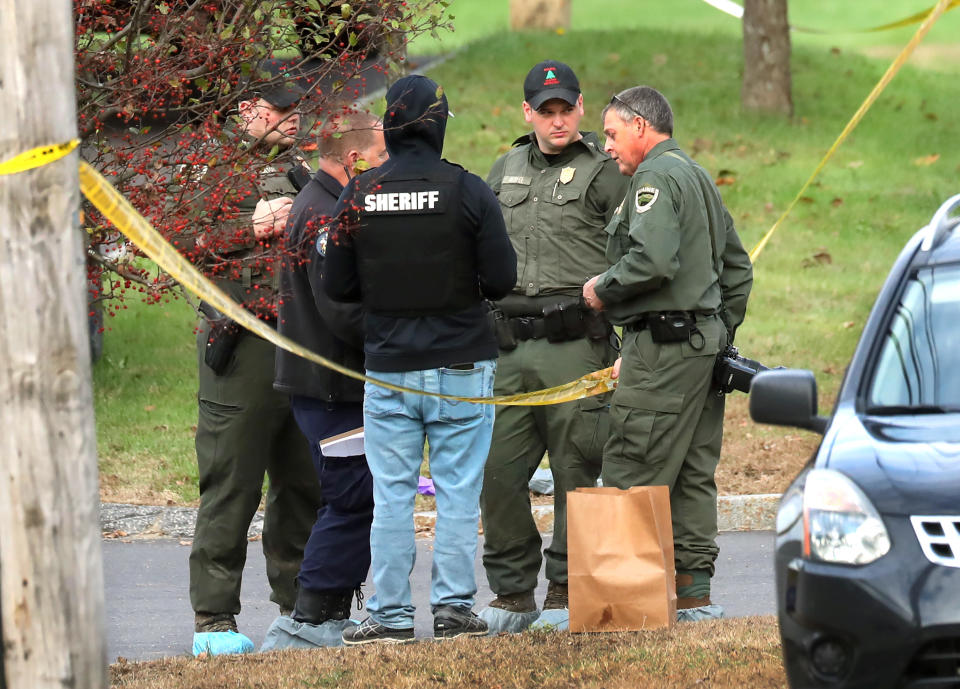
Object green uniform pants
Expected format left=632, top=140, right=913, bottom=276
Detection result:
left=600, top=314, right=727, bottom=575
left=480, top=336, right=614, bottom=595
left=189, top=322, right=321, bottom=615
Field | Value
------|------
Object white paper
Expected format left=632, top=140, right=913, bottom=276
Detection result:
left=319, top=427, right=364, bottom=458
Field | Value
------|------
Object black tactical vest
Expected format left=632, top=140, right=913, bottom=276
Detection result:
left=353, top=162, right=480, bottom=317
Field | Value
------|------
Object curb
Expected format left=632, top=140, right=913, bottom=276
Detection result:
left=100, top=493, right=780, bottom=540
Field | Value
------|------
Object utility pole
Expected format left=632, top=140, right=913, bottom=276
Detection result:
left=0, top=0, right=107, bottom=687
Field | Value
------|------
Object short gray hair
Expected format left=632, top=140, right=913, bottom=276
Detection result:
left=601, top=86, right=673, bottom=136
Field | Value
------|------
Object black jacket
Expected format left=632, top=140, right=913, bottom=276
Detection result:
left=322, top=75, right=517, bottom=372
left=274, top=169, right=365, bottom=402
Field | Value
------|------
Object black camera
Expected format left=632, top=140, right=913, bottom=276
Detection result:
left=713, top=345, right=768, bottom=394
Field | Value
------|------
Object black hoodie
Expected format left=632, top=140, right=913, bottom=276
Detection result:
left=322, top=75, right=517, bottom=372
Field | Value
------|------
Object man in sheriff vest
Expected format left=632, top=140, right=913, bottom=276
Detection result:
left=479, top=61, right=628, bottom=633
left=583, top=85, right=753, bottom=621
left=324, top=75, right=517, bottom=644
left=183, top=61, right=321, bottom=655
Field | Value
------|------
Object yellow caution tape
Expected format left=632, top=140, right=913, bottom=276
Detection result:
left=700, top=0, right=958, bottom=33
left=0, top=139, right=79, bottom=175
left=861, top=0, right=958, bottom=32
left=75, top=161, right=615, bottom=406
left=750, top=0, right=952, bottom=262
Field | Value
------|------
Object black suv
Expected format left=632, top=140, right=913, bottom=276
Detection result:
left=749, top=194, right=960, bottom=689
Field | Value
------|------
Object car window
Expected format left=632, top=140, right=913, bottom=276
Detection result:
left=868, top=262, right=960, bottom=411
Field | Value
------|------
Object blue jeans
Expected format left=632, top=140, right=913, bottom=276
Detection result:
left=363, top=360, right=496, bottom=629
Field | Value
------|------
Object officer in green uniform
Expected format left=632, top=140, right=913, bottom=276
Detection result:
left=479, top=61, right=628, bottom=633
left=583, top=86, right=753, bottom=620
left=185, top=65, right=322, bottom=655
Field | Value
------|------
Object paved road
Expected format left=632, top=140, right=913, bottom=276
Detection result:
left=103, top=531, right=776, bottom=662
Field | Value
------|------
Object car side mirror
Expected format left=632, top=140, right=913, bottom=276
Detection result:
left=749, top=369, right=829, bottom=434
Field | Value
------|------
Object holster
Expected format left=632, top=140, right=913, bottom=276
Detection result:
left=200, top=302, right=244, bottom=375
left=543, top=299, right=612, bottom=344
left=486, top=303, right=517, bottom=351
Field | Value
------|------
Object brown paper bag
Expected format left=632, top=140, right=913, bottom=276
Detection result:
left=568, top=485, right=676, bottom=632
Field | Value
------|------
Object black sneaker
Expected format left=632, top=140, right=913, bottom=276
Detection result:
left=341, top=617, right=415, bottom=646
left=433, top=605, right=489, bottom=639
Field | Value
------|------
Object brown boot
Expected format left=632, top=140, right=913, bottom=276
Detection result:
left=488, top=590, right=536, bottom=613
left=542, top=582, right=568, bottom=610
left=194, top=612, right=238, bottom=633
left=675, top=572, right=712, bottom=609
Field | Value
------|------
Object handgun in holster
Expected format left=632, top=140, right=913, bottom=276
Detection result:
left=199, top=301, right=243, bottom=375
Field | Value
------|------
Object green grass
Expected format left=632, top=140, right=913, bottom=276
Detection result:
left=410, top=0, right=960, bottom=61
left=94, top=295, right=200, bottom=503
left=94, top=16, right=958, bottom=502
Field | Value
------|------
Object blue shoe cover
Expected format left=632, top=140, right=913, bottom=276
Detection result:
left=528, top=608, right=569, bottom=632
left=479, top=606, right=541, bottom=635
left=260, top=615, right=357, bottom=651
left=677, top=604, right=725, bottom=622
left=193, top=630, right=254, bottom=656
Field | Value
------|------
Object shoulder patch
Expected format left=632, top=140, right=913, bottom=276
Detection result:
left=634, top=185, right=659, bottom=214
left=315, top=229, right=329, bottom=257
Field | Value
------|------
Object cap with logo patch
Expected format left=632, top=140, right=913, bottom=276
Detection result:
left=523, top=60, right=580, bottom=110
left=249, top=59, right=306, bottom=109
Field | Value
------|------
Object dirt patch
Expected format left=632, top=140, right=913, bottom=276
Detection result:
left=859, top=43, right=960, bottom=71
left=717, top=396, right=818, bottom=495
left=110, top=616, right=784, bottom=689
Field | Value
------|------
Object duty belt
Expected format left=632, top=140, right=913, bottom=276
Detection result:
left=625, top=310, right=718, bottom=332
left=510, top=316, right=550, bottom=341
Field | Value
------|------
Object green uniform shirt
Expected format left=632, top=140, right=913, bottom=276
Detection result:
left=185, top=145, right=310, bottom=318
left=487, top=132, right=628, bottom=301
left=594, top=138, right=752, bottom=335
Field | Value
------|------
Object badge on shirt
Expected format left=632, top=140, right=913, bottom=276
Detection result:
left=559, top=167, right=575, bottom=184
left=635, top=185, right=659, bottom=213
left=316, top=229, right=329, bottom=256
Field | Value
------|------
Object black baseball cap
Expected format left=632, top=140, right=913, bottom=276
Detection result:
left=250, top=59, right=305, bottom=109
left=523, top=60, right=580, bottom=109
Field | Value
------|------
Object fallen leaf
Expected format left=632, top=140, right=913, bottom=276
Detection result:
left=693, top=137, right=713, bottom=153
left=925, top=112, right=938, bottom=121
left=799, top=196, right=815, bottom=204
left=179, top=540, right=193, bottom=546
left=913, top=154, right=940, bottom=166
left=847, top=160, right=864, bottom=169
left=715, top=176, right=736, bottom=186
left=842, top=321, right=855, bottom=329
left=491, top=106, right=501, bottom=117
left=764, top=202, right=774, bottom=212
left=144, top=405, right=156, bottom=412
left=103, top=530, right=128, bottom=539
left=831, top=198, right=843, bottom=207
left=153, top=424, right=168, bottom=431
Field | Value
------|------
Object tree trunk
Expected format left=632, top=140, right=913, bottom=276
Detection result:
left=0, top=0, right=107, bottom=687
left=510, top=0, right=571, bottom=30
left=742, top=0, right=793, bottom=116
